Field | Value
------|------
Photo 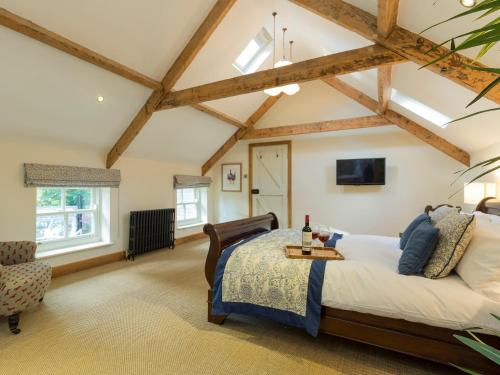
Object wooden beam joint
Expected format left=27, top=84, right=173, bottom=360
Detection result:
left=157, top=45, right=405, bottom=110
left=289, top=0, right=500, bottom=104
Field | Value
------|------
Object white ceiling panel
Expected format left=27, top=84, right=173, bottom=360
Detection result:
left=126, top=107, right=236, bottom=164
left=0, top=0, right=497, bottom=166
left=0, top=27, right=151, bottom=152
left=0, top=0, right=217, bottom=80
left=257, top=80, right=375, bottom=129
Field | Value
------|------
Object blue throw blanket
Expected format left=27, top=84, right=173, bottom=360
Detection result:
left=212, top=229, right=343, bottom=336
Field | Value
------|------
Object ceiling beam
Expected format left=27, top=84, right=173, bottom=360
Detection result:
left=377, top=63, right=392, bottom=114
left=241, top=116, right=389, bottom=139
left=377, top=0, right=399, bottom=38
left=0, top=7, right=162, bottom=90
left=289, top=0, right=500, bottom=104
left=106, top=0, right=236, bottom=168
left=0, top=6, right=244, bottom=132
left=157, top=45, right=405, bottom=110
left=201, top=95, right=282, bottom=175
left=322, top=76, right=470, bottom=166
left=376, top=0, right=398, bottom=114
left=191, top=104, right=246, bottom=129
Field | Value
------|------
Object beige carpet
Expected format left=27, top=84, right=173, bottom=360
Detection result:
left=0, top=240, right=455, bottom=375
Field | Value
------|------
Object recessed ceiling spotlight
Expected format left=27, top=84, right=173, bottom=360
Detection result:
left=97, top=96, right=104, bottom=102
left=460, top=0, right=476, bottom=7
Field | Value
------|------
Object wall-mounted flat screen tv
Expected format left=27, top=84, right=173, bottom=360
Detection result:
left=336, top=158, right=386, bottom=185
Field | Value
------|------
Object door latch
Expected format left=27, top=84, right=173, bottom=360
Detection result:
left=251, top=189, right=260, bottom=194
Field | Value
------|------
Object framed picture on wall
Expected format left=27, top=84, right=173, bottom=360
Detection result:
left=221, top=163, right=242, bottom=192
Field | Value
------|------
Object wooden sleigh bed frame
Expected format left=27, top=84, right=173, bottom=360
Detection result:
left=203, top=197, right=500, bottom=374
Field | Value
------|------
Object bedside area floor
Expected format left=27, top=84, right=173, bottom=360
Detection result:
left=0, top=240, right=455, bottom=375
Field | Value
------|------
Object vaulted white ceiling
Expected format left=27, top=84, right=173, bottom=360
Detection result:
left=0, top=0, right=498, bottom=165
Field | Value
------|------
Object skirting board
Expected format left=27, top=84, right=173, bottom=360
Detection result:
left=51, top=233, right=207, bottom=278
left=51, top=251, right=125, bottom=278
left=175, top=232, right=207, bottom=245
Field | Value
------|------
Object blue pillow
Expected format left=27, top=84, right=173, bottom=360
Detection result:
left=400, top=213, right=431, bottom=250
left=398, top=221, right=439, bottom=275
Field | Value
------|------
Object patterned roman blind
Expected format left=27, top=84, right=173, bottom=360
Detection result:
left=173, top=175, right=212, bottom=189
left=24, top=163, right=121, bottom=188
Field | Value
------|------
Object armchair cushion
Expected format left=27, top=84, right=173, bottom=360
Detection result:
left=0, top=261, right=51, bottom=316
left=0, top=241, right=37, bottom=265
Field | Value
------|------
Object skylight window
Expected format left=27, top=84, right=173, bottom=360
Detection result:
left=391, top=89, right=452, bottom=128
left=233, top=28, right=273, bottom=74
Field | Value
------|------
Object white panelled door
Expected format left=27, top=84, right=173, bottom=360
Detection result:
left=251, top=144, right=289, bottom=228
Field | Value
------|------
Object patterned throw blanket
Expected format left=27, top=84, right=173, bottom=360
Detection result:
left=212, top=229, right=341, bottom=336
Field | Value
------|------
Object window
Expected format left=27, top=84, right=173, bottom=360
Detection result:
left=36, top=187, right=102, bottom=251
left=391, top=89, right=452, bottom=128
left=176, top=187, right=208, bottom=228
left=233, top=28, right=273, bottom=74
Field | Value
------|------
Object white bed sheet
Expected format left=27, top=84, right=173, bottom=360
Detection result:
left=321, top=234, right=500, bottom=332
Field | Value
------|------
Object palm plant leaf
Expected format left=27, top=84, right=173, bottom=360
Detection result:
left=463, top=17, right=500, bottom=59
left=420, top=28, right=500, bottom=69
left=453, top=335, right=500, bottom=365
left=450, top=164, right=500, bottom=198
left=492, top=313, right=500, bottom=321
left=450, top=364, right=481, bottom=375
left=464, top=65, right=500, bottom=74
left=424, top=22, right=500, bottom=53
left=445, top=107, right=500, bottom=125
left=466, top=76, right=500, bottom=107
left=478, top=4, right=500, bottom=18
left=462, top=165, right=500, bottom=185
left=477, top=41, right=496, bottom=58
left=452, top=156, right=500, bottom=187
left=421, top=0, right=500, bottom=33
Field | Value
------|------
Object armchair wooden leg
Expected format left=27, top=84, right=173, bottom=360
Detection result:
left=8, top=313, right=20, bottom=334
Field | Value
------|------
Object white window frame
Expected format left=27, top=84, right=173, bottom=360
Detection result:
left=36, top=187, right=102, bottom=251
left=176, top=187, right=208, bottom=229
left=391, top=89, right=453, bottom=128
left=233, top=28, right=273, bottom=74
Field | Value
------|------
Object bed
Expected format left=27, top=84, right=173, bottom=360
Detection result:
left=203, top=197, right=500, bottom=374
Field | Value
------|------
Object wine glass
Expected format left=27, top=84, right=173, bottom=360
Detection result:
left=312, top=225, right=319, bottom=241
left=318, top=226, right=331, bottom=246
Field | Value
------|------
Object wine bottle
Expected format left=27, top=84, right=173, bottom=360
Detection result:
left=302, top=215, right=312, bottom=254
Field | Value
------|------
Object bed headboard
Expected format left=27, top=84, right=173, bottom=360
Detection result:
left=475, top=197, right=500, bottom=216
left=424, top=204, right=461, bottom=215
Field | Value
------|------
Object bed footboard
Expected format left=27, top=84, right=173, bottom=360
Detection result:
left=203, top=213, right=279, bottom=323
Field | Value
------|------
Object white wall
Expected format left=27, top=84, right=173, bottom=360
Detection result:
left=212, top=130, right=464, bottom=236
left=0, top=137, right=211, bottom=266
left=211, top=80, right=465, bottom=236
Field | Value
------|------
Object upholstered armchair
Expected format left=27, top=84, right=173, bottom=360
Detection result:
left=0, top=241, right=52, bottom=334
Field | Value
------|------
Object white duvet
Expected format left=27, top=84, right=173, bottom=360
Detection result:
left=321, top=234, right=500, bottom=333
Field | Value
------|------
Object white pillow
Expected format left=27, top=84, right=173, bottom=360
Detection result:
left=493, top=216, right=500, bottom=225
left=474, top=211, right=500, bottom=225
left=456, top=216, right=500, bottom=302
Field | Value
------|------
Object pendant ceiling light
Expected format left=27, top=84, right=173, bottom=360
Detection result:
left=264, top=12, right=301, bottom=96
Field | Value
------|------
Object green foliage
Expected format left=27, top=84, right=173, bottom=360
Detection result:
left=449, top=314, right=500, bottom=373
left=38, top=188, right=91, bottom=209
left=65, top=188, right=91, bottom=208
left=450, top=156, right=500, bottom=198
left=420, top=0, right=500, bottom=120
left=422, top=1, right=499, bottom=188
left=453, top=335, right=500, bottom=365
left=37, top=188, right=61, bottom=208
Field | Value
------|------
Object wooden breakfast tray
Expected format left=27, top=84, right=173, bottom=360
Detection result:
left=285, top=245, right=344, bottom=261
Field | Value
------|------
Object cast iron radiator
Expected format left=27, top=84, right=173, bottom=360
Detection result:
left=128, top=208, right=175, bottom=260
